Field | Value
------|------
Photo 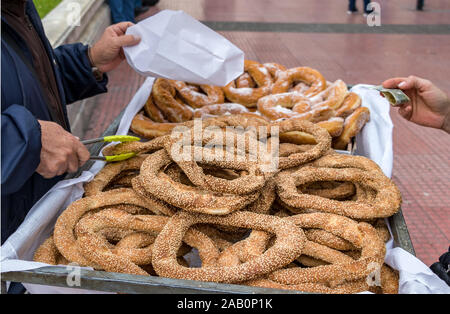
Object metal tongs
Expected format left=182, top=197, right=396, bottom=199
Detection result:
left=82, top=135, right=140, bottom=162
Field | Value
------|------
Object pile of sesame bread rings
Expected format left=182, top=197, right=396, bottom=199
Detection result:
left=34, top=61, right=401, bottom=294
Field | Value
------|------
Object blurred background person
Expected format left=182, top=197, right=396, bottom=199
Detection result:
left=134, top=0, right=150, bottom=17
left=417, top=0, right=425, bottom=11
left=109, top=0, right=154, bottom=24
left=109, top=0, right=135, bottom=24
left=142, top=0, right=160, bottom=7
left=347, top=0, right=372, bottom=15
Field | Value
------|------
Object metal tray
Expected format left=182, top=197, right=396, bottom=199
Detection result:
left=1, top=112, right=415, bottom=294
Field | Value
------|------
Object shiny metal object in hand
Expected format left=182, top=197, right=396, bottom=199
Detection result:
left=370, top=86, right=411, bottom=106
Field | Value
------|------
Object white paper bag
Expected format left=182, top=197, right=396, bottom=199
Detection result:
left=124, top=10, right=244, bottom=86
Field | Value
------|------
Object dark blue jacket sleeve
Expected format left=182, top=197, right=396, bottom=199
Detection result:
left=53, top=43, right=108, bottom=104
left=1, top=104, right=42, bottom=194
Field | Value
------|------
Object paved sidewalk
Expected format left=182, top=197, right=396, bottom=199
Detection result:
left=71, top=0, right=450, bottom=265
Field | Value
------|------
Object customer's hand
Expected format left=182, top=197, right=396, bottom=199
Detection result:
left=89, top=22, right=141, bottom=73
left=382, top=76, right=450, bottom=133
left=36, top=121, right=90, bottom=178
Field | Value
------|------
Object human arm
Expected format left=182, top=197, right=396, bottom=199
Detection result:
left=1, top=105, right=90, bottom=195
left=53, top=22, right=140, bottom=104
left=35, top=120, right=90, bottom=179
left=1, top=105, right=42, bottom=194
left=382, top=76, right=450, bottom=133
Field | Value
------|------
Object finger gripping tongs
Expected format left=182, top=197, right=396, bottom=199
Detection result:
left=82, top=135, right=140, bottom=162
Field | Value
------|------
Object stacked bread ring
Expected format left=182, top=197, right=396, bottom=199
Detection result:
left=35, top=113, right=401, bottom=294
left=130, top=60, right=369, bottom=151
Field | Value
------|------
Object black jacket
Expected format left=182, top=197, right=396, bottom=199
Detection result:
left=1, top=0, right=108, bottom=242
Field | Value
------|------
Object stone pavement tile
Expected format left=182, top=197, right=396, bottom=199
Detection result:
left=220, top=32, right=450, bottom=92
left=69, top=61, right=146, bottom=139
left=141, top=0, right=450, bottom=25
left=390, top=109, right=450, bottom=265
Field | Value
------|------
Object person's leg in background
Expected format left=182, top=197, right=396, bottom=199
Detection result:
left=108, top=0, right=136, bottom=24
left=363, top=0, right=373, bottom=14
left=143, top=0, right=160, bottom=6
left=109, top=0, right=126, bottom=24
left=123, top=0, right=136, bottom=23
left=134, top=0, right=150, bottom=16
left=348, top=0, right=358, bottom=13
left=417, top=0, right=425, bottom=11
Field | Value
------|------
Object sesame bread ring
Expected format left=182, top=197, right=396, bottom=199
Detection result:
left=333, top=107, right=370, bottom=150
left=84, top=155, right=148, bottom=197
left=112, top=231, right=191, bottom=265
left=235, top=72, right=256, bottom=88
left=245, top=278, right=369, bottom=294
left=246, top=178, right=276, bottom=215
left=210, top=113, right=270, bottom=130
left=257, top=92, right=312, bottom=121
left=217, top=230, right=271, bottom=267
left=102, top=134, right=167, bottom=157
left=335, top=92, right=362, bottom=118
left=304, top=229, right=356, bottom=251
left=372, top=219, right=391, bottom=243
left=106, top=171, right=139, bottom=189
left=151, top=210, right=306, bottom=283
left=276, top=166, right=401, bottom=219
left=296, top=105, right=337, bottom=123
left=151, top=78, right=193, bottom=122
left=378, top=265, right=399, bottom=294
left=130, top=111, right=181, bottom=139
left=137, top=149, right=260, bottom=215
left=263, top=62, right=287, bottom=82
left=143, top=94, right=166, bottom=123
left=267, top=213, right=385, bottom=285
left=75, top=208, right=219, bottom=275
left=111, top=117, right=217, bottom=155
left=308, top=154, right=383, bottom=172
left=272, top=67, right=327, bottom=96
left=278, top=117, right=344, bottom=145
left=269, top=118, right=331, bottom=169
left=279, top=131, right=317, bottom=145
left=317, top=117, right=345, bottom=137
left=167, top=154, right=267, bottom=195
left=166, top=115, right=270, bottom=168
left=300, top=180, right=356, bottom=201
left=53, top=188, right=173, bottom=267
left=170, top=80, right=225, bottom=108
left=308, top=80, right=348, bottom=110
left=33, top=236, right=69, bottom=265
left=112, top=232, right=156, bottom=265
left=164, top=125, right=269, bottom=194
left=222, top=60, right=273, bottom=107
left=74, top=209, right=158, bottom=267
left=216, top=217, right=353, bottom=269
left=193, top=103, right=249, bottom=119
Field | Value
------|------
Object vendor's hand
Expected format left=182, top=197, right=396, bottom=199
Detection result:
left=382, top=76, right=450, bottom=133
left=89, top=22, right=141, bottom=73
left=36, top=121, right=90, bottom=178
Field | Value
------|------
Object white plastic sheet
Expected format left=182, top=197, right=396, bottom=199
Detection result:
left=353, top=85, right=394, bottom=177
left=1, top=81, right=449, bottom=294
left=124, top=10, right=244, bottom=86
